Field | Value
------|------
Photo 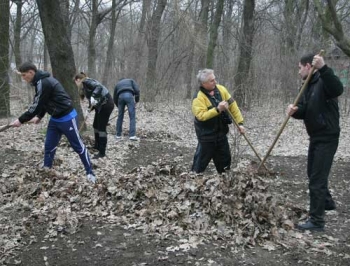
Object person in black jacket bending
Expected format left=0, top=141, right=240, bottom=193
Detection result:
left=74, top=72, right=114, bottom=158
left=113, top=78, right=140, bottom=141
left=287, top=53, right=343, bottom=231
left=11, top=62, right=96, bottom=183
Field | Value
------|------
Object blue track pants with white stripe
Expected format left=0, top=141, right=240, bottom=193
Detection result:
left=44, top=117, right=93, bottom=175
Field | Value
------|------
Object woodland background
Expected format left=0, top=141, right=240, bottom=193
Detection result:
left=0, top=0, right=350, bottom=123
left=1, top=1, right=350, bottom=265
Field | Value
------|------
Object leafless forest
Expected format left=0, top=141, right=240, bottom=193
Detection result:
left=1, top=1, right=350, bottom=265
left=0, top=0, right=350, bottom=120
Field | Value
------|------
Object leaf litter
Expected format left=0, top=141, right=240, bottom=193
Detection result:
left=1, top=102, right=350, bottom=264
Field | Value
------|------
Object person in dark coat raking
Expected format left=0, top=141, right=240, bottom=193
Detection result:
left=74, top=72, right=114, bottom=158
left=11, top=62, right=96, bottom=183
left=287, top=53, right=343, bottom=231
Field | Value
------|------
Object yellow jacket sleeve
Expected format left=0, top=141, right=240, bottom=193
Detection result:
left=192, top=92, right=220, bottom=121
left=216, top=84, right=244, bottom=124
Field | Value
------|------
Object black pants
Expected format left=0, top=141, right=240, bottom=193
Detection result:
left=191, top=136, right=231, bottom=174
left=93, top=98, right=114, bottom=132
left=307, top=137, right=339, bottom=226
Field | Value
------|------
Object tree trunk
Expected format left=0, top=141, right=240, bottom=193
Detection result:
left=87, top=0, right=113, bottom=78
left=221, top=0, right=235, bottom=82
left=206, top=0, right=224, bottom=69
left=144, top=0, right=167, bottom=103
left=36, top=0, right=83, bottom=124
left=43, top=41, right=49, bottom=71
left=13, top=1, right=23, bottom=71
left=0, top=0, right=10, bottom=118
left=197, top=0, right=209, bottom=69
left=234, top=0, right=255, bottom=108
left=185, top=0, right=205, bottom=99
left=102, top=0, right=125, bottom=86
left=88, top=0, right=98, bottom=77
left=130, top=0, right=151, bottom=80
left=185, top=41, right=195, bottom=100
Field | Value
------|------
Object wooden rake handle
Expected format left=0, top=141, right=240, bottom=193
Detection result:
left=226, top=110, right=270, bottom=173
left=0, top=124, right=12, bottom=132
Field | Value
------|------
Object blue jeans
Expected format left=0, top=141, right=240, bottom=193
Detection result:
left=116, top=92, right=136, bottom=137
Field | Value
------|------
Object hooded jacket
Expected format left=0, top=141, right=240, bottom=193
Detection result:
left=292, top=65, right=343, bottom=139
left=19, top=71, right=73, bottom=123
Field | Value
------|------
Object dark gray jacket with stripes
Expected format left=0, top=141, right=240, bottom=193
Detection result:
left=19, top=71, right=73, bottom=123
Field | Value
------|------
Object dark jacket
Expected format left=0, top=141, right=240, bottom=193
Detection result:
left=113, top=79, right=140, bottom=106
left=292, top=65, right=343, bottom=139
left=81, top=78, right=112, bottom=111
left=19, top=71, right=73, bottom=123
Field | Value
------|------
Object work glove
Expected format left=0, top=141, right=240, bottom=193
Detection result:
left=90, top=97, right=98, bottom=106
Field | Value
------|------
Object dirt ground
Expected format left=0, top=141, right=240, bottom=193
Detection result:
left=1, top=104, right=350, bottom=266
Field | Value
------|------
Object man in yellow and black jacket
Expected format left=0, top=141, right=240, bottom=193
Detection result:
left=191, top=69, right=245, bottom=174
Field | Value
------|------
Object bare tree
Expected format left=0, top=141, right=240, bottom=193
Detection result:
left=87, top=0, right=112, bottom=77
left=36, top=0, right=84, bottom=123
left=184, top=1, right=199, bottom=100
left=12, top=0, right=23, bottom=71
left=130, top=0, right=152, bottom=80
left=144, top=0, right=167, bottom=102
left=197, top=0, right=209, bottom=69
left=234, top=0, right=255, bottom=107
left=0, top=0, right=10, bottom=118
left=102, top=0, right=128, bottom=86
left=206, top=0, right=224, bottom=68
left=314, top=0, right=350, bottom=57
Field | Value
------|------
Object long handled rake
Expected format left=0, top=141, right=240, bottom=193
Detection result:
left=0, top=124, right=12, bottom=132
left=257, top=50, right=325, bottom=171
left=226, top=110, right=270, bottom=173
left=0, top=120, right=36, bottom=132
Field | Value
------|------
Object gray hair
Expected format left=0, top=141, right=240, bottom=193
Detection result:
left=197, top=69, right=214, bottom=84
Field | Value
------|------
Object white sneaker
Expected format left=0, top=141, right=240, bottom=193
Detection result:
left=115, top=135, right=122, bottom=141
left=86, top=173, right=97, bottom=184
left=129, top=136, right=139, bottom=141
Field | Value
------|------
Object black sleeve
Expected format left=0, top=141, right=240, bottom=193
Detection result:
left=85, top=79, right=104, bottom=99
left=113, top=85, right=119, bottom=107
left=319, top=65, right=344, bottom=99
left=18, top=79, right=50, bottom=123
left=132, top=80, right=140, bottom=103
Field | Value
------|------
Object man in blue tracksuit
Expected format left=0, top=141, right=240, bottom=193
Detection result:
left=113, top=78, right=140, bottom=140
left=11, top=62, right=96, bottom=183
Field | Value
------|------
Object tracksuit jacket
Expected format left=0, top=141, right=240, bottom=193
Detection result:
left=19, top=71, right=73, bottom=123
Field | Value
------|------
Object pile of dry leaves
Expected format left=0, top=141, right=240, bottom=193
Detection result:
left=0, top=147, right=303, bottom=263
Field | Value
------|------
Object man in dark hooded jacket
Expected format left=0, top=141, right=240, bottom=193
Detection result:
left=287, top=53, right=343, bottom=231
left=11, top=62, right=96, bottom=184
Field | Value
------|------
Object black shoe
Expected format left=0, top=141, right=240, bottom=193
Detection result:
left=92, top=153, right=105, bottom=159
left=297, top=220, right=324, bottom=231
left=325, top=203, right=336, bottom=211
